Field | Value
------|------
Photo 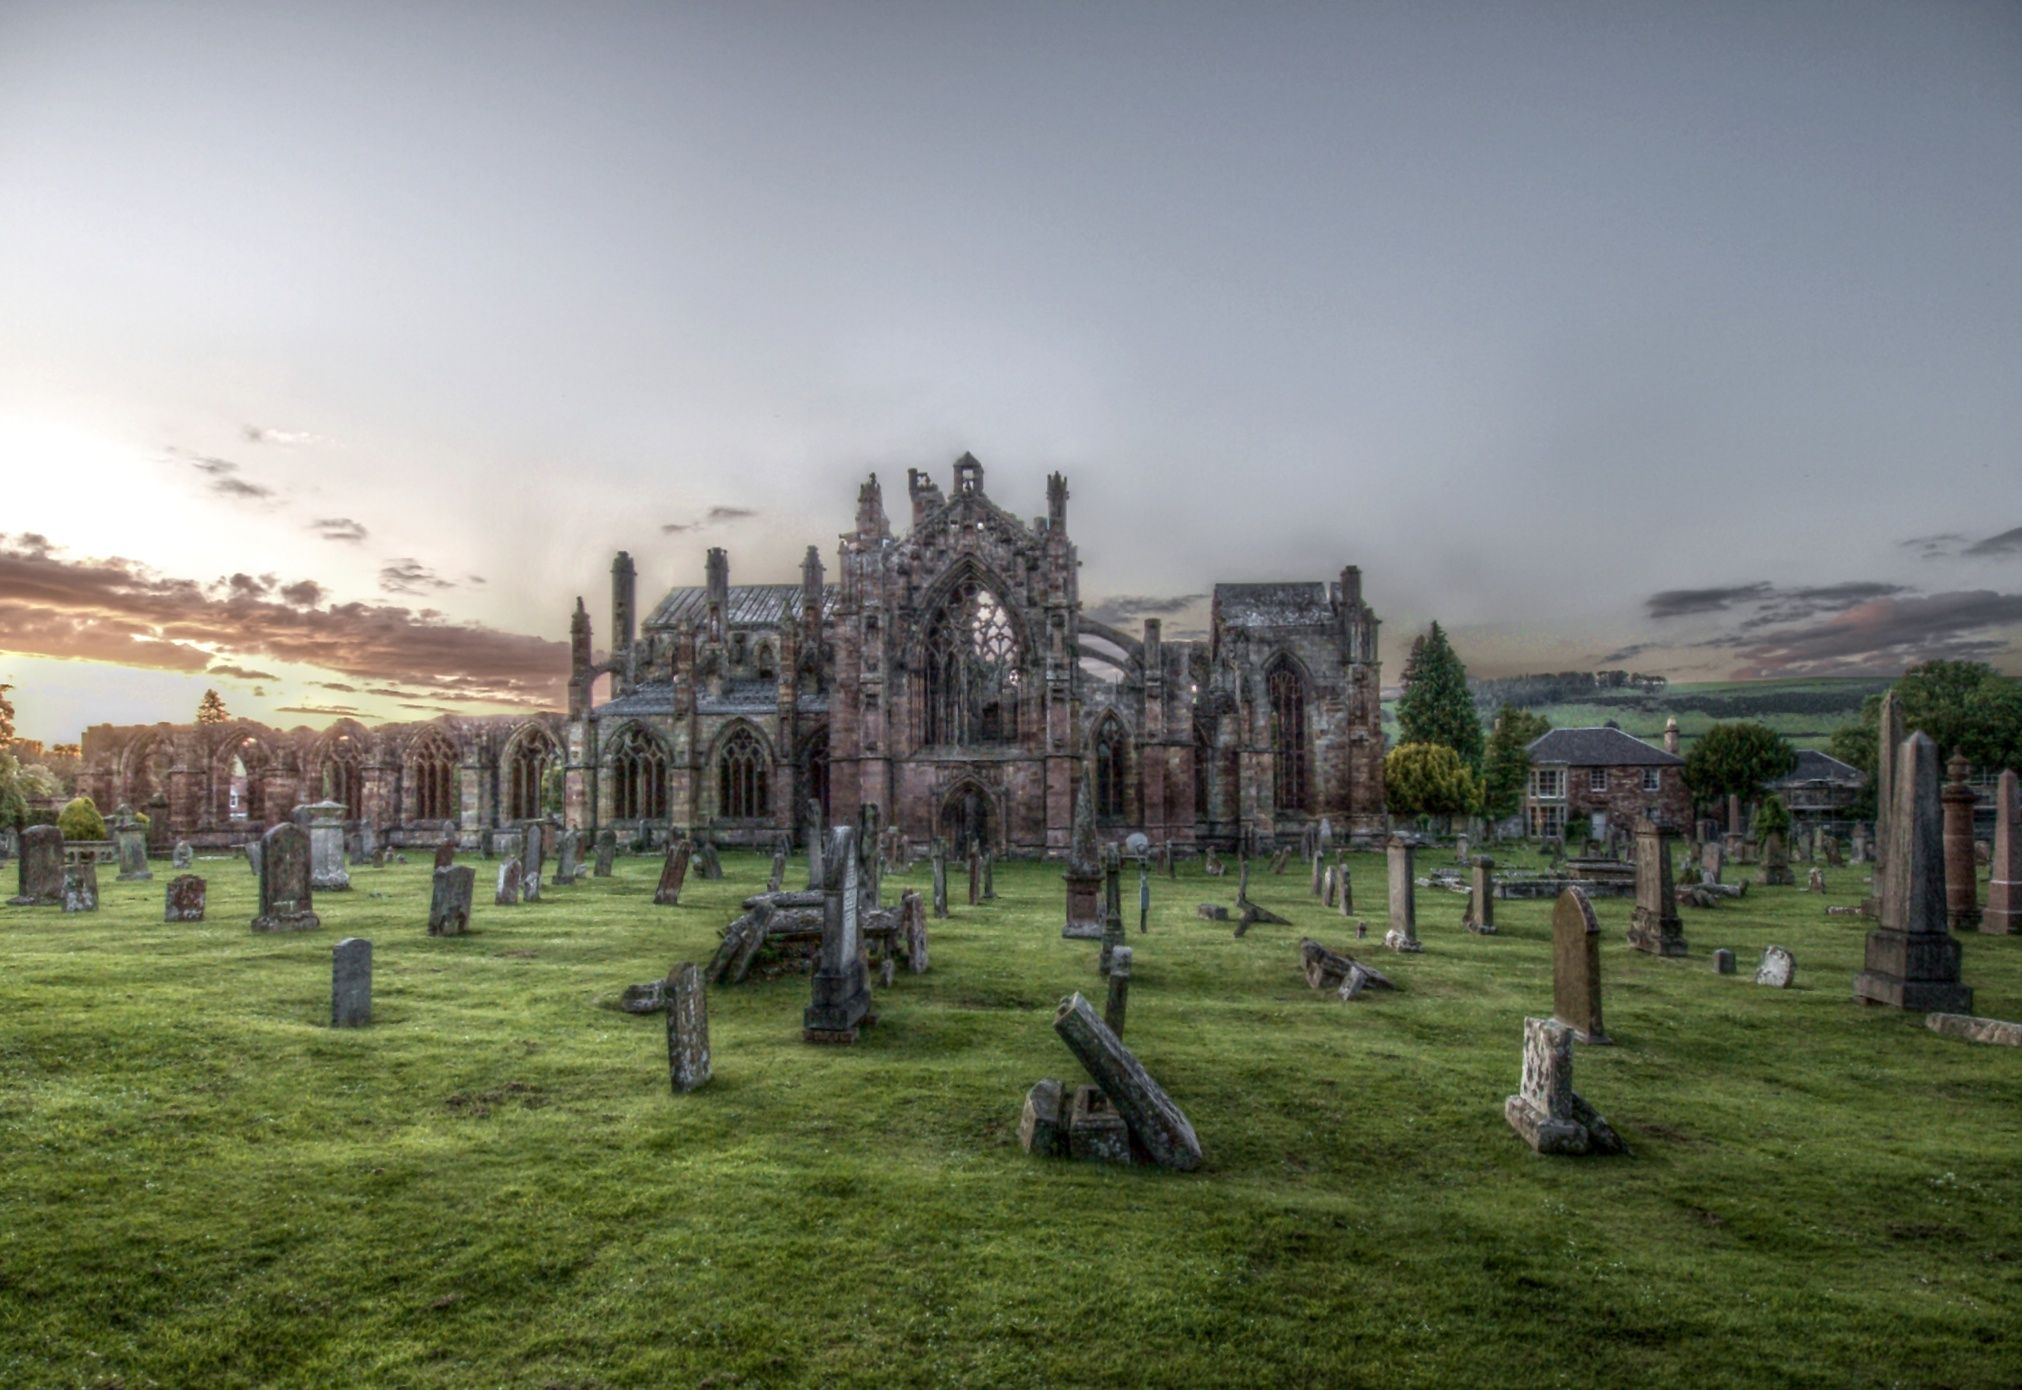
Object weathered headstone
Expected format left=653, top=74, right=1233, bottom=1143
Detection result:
left=164, top=874, right=206, bottom=922
left=555, top=827, right=580, bottom=885
left=931, top=840, right=949, bottom=920
left=1062, top=772, right=1102, bottom=937
left=1700, top=840, right=1724, bottom=885
left=767, top=847, right=786, bottom=893
left=495, top=858, right=523, bottom=906
left=857, top=803, right=882, bottom=910
left=1463, top=855, right=1496, bottom=934
left=1755, top=945, right=1795, bottom=988
left=1870, top=690, right=1904, bottom=913
left=1627, top=817, right=1686, bottom=956
left=1099, top=845, right=1126, bottom=976
left=1323, top=865, right=1338, bottom=908
left=901, top=888, right=929, bottom=972
left=171, top=840, right=193, bottom=870
left=1311, top=849, right=1326, bottom=898
left=665, top=961, right=711, bottom=1092
left=1551, top=885, right=1609, bottom=1044
left=1337, top=859, right=1353, bottom=915
left=593, top=828, right=617, bottom=878
left=804, top=797, right=826, bottom=889
left=694, top=838, right=723, bottom=881
left=1504, top=1016, right=1626, bottom=1156
left=1052, top=992, right=1202, bottom=1171
left=1018, top=1078, right=1067, bottom=1157
left=1761, top=832, right=1795, bottom=888
left=984, top=849, right=996, bottom=902
left=8, top=824, right=63, bottom=906
left=62, top=863, right=99, bottom=913
left=1104, top=945, right=1132, bottom=1037
left=430, top=865, right=475, bottom=936
left=1384, top=837, right=1420, bottom=952
left=653, top=840, right=691, bottom=907
left=1203, top=846, right=1224, bottom=877
left=521, top=822, right=546, bottom=902
left=1713, top=947, right=1736, bottom=975
left=1852, top=822, right=1869, bottom=863
left=331, top=937, right=371, bottom=1027
left=1986, top=769, right=2020, bottom=935
left=245, top=835, right=263, bottom=879
left=967, top=841, right=981, bottom=907
left=433, top=839, right=456, bottom=871
left=112, top=808, right=152, bottom=882
left=804, top=824, right=871, bottom=1042
left=1941, top=752, right=1980, bottom=931
left=1806, top=866, right=1825, bottom=893
left=1136, top=857, right=1148, bottom=934
left=305, top=800, right=351, bottom=892
left=251, top=823, right=319, bottom=932
left=1854, top=732, right=1972, bottom=1012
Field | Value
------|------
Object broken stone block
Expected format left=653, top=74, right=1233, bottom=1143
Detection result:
left=1503, top=1016, right=1627, bottom=1157
left=1925, top=1013, right=2022, bottom=1047
left=620, top=980, right=666, bottom=1013
left=1066, top=1085, right=1133, bottom=1166
left=1755, top=946, right=1795, bottom=988
left=1019, top=1078, right=1068, bottom=1157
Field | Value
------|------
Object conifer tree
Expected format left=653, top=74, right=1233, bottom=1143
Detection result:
left=1395, top=622, right=1484, bottom=771
left=1480, top=706, right=1551, bottom=824
left=196, top=688, right=230, bottom=725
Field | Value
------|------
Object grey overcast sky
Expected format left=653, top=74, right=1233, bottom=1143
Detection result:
left=2, top=1, right=2019, bottom=740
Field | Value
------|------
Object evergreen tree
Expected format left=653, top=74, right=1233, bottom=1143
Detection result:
left=1480, top=706, right=1551, bottom=824
left=1383, top=742, right=1480, bottom=824
left=1754, top=793, right=1791, bottom=844
left=1682, top=721, right=1797, bottom=811
left=1395, top=622, right=1484, bottom=771
left=196, top=688, right=230, bottom=725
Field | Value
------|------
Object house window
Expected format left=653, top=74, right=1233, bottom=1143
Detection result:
left=1642, top=768, right=1662, bottom=793
left=1588, top=768, right=1608, bottom=793
left=1530, top=768, right=1565, bottom=800
left=1528, top=804, right=1566, bottom=838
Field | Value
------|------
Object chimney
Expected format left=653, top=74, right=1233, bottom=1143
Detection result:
left=1664, top=716, right=1680, bottom=756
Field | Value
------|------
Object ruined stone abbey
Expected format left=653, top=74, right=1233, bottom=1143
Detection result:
left=79, top=455, right=1388, bottom=853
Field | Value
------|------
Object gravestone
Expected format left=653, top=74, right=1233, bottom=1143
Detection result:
left=1338, top=860, right=1353, bottom=915
left=1270, top=847, right=1290, bottom=875
left=1713, top=947, right=1736, bottom=975
left=1551, top=886, right=1609, bottom=1044
left=653, top=840, right=691, bottom=907
left=305, top=800, right=351, bottom=892
left=1700, top=840, right=1724, bottom=885
left=1018, top=1078, right=1068, bottom=1157
left=984, top=850, right=996, bottom=902
left=112, top=808, right=151, bottom=882
left=967, top=842, right=981, bottom=907
left=8, top=824, right=63, bottom=906
left=1203, top=847, right=1224, bottom=877
left=1137, top=858, right=1149, bottom=934
left=858, top=803, right=883, bottom=910
left=1323, top=865, right=1338, bottom=909
left=495, top=858, right=523, bottom=906
left=1870, top=690, right=1904, bottom=913
left=901, top=889, right=929, bottom=972
left=931, top=841, right=949, bottom=919
left=62, top=863, right=99, bottom=913
left=1755, top=946, right=1795, bottom=988
left=804, top=796, right=826, bottom=889
left=1052, top=992, right=1202, bottom=1171
left=251, top=823, right=319, bottom=932
left=1384, top=838, right=1421, bottom=952
left=593, top=828, right=617, bottom=878
left=1826, top=837, right=1845, bottom=868
left=164, top=874, right=206, bottom=922
left=555, top=827, right=580, bottom=885
left=1066, top=1086, right=1133, bottom=1165
left=1627, top=818, right=1686, bottom=956
left=1853, top=732, right=1971, bottom=1011
left=1941, top=753, right=1980, bottom=931
left=1099, top=845, right=1126, bottom=976
left=1456, top=833, right=1470, bottom=865
left=1062, top=772, right=1103, bottom=938
left=694, top=839, right=723, bottom=881
left=245, top=835, right=263, bottom=879
left=767, top=848, right=786, bottom=893
left=665, top=961, right=711, bottom=1092
left=804, top=824, right=871, bottom=1043
left=1852, top=823, right=1868, bottom=864
left=1463, top=856, right=1496, bottom=934
left=1986, top=769, right=2021, bottom=934
left=1806, top=867, right=1825, bottom=893
left=172, top=841, right=193, bottom=870
left=1761, top=832, right=1795, bottom=888
left=430, top=866, right=475, bottom=936
left=1104, top=944, right=1132, bottom=1038
left=433, top=839, right=456, bottom=870
left=522, top=823, right=546, bottom=902
left=1311, top=850, right=1326, bottom=898
left=1504, top=1016, right=1626, bottom=1156
left=331, top=937, right=371, bottom=1027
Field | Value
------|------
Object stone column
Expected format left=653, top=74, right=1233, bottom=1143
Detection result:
left=1384, top=837, right=1420, bottom=951
left=305, top=799, right=351, bottom=892
left=1627, top=817, right=1685, bottom=956
left=1941, top=752, right=1980, bottom=932
left=1985, top=769, right=2019, bottom=935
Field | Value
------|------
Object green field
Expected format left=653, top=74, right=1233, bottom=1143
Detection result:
left=4, top=847, right=2020, bottom=1388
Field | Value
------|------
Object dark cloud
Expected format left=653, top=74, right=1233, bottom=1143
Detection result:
left=1087, top=593, right=1208, bottom=625
left=0, top=537, right=565, bottom=709
left=224, top=572, right=271, bottom=599
left=280, top=579, right=324, bottom=607
left=1645, top=583, right=1775, bottom=619
left=378, top=559, right=455, bottom=595
left=314, top=681, right=359, bottom=692
left=275, top=703, right=361, bottom=716
left=208, top=475, right=275, bottom=501
left=1962, top=526, right=2022, bottom=558
left=1899, top=532, right=1967, bottom=560
left=171, top=449, right=278, bottom=502
left=309, top=518, right=368, bottom=544
left=1600, top=642, right=1657, bottom=663
left=661, top=504, right=759, bottom=534
left=207, top=663, right=280, bottom=682
left=1725, top=589, right=2022, bottom=678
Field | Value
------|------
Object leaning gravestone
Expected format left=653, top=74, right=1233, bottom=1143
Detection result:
left=555, top=827, right=580, bottom=885
left=331, top=937, right=371, bottom=1027
left=495, top=858, right=523, bottom=906
left=522, top=823, right=546, bottom=902
left=9, top=824, right=63, bottom=906
left=1551, top=886, right=1609, bottom=1044
left=665, top=961, right=712, bottom=1092
left=1854, top=732, right=1972, bottom=1012
left=1755, top=945, right=1795, bottom=988
left=430, top=866, right=475, bottom=936
left=1052, top=992, right=1202, bottom=1171
left=653, top=840, right=691, bottom=907
left=1384, top=838, right=1421, bottom=952
left=251, top=824, right=319, bottom=932
left=1627, top=817, right=1687, bottom=956
left=1463, top=855, right=1496, bottom=934
left=593, top=828, right=617, bottom=878
left=804, top=824, right=871, bottom=1043
left=1504, top=1016, right=1626, bottom=1156
left=172, top=841, right=193, bottom=870
left=164, top=874, right=206, bottom=922
left=62, top=863, right=99, bottom=913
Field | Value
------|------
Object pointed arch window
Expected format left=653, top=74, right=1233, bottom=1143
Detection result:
left=801, top=728, right=830, bottom=820
left=1094, top=717, right=1128, bottom=820
left=322, top=734, right=363, bottom=817
left=1193, top=722, right=1212, bottom=820
left=923, top=579, right=1023, bottom=747
left=1268, top=660, right=1309, bottom=814
left=409, top=729, right=458, bottom=823
left=610, top=725, right=667, bottom=821
left=507, top=728, right=558, bottom=821
left=719, top=726, right=770, bottom=819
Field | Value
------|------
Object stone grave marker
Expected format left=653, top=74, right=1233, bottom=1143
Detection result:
left=1052, top=992, right=1202, bottom=1171
left=495, top=858, right=523, bottom=906
left=1063, top=773, right=1102, bottom=937
left=1854, top=732, right=1972, bottom=1012
left=1942, top=752, right=1980, bottom=931
left=805, top=797, right=826, bottom=889
left=555, top=827, right=580, bottom=885
left=113, top=808, right=152, bottom=882
left=1700, top=840, right=1724, bottom=885
left=164, top=874, right=206, bottom=922
left=331, top=937, right=371, bottom=1027
left=62, top=863, right=99, bottom=913
left=1099, top=845, right=1125, bottom=976
left=1627, top=817, right=1687, bottom=956
left=931, top=841, right=949, bottom=920
left=767, top=847, right=786, bottom=893
left=1551, top=885, right=1609, bottom=1044
left=521, top=823, right=546, bottom=902
left=1384, top=837, right=1420, bottom=952
left=593, top=828, right=617, bottom=878
left=1504, top=1016, right=1626, bottom=1156
left=804, top=824, right=871, bottom=1043
left=1987, top=769, right=2020, bottom=934
left=432, top=838, right=456, bottom=871
left=172, top=841, right=193, bottom=870
left=9, top=824, right=63, bottom=906
left=1713, top=947, right=1736, bottom=975
left=1755, top=945, right=1795, bottom=988
left=1806, top=867, right=1826, bottom=893
left=665, top=961, right=711, bottom=1092
left=430, top=866, right=475, bottom=936
left=901, top=888, right=929, bottom=973
left=305, top=800, right=351, bottom=892
left=1761, top=832, right=1795, bottom=887
left=967, top=842, right=981, bottom=906
left=1463, top=855, right=1496, bottom=934
left=984, top=850, right=996, bottom=902
left=1338, top=860, right=1353, bottom=915
left=1104, top=944, right=1132, bottom=1037
left=1018, top=1078, right=1067, bottom=1157
left=251, top=823, right=319, bottom=932
left=653, top=840, right=691, bottom=907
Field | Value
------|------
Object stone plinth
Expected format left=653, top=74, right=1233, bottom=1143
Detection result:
left=305, top=800, right=351, bottom=893
left=1503, top=1017, right=1626, bottom=1157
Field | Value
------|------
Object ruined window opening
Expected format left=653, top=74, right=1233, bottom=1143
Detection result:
left=321, top=735, right=362, bottom=818
left=1095, top=717, right=1127, bottom=820
left=922, top=579, right=1022, bottom=748
left=507, top=729, right=557, bottom=821
left=611, top=725, right=667, bottom=821
left=1268, top=662, right=1309, bottom=813
left=408, top=730, right=458, bottom=823
left=718, top=727, right=769, bottom=819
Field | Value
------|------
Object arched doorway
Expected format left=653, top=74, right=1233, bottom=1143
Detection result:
left=938, top=782, right=994, bottom=853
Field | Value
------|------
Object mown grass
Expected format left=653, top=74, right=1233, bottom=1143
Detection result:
left=3, top=845, right=2019, bottom=1388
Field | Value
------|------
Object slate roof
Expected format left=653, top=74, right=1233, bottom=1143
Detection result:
left=1526, top=726, right=1683, bottom=767
left=595, top=684, right=677, bottom=719
left=1213, top=582, right=1334, bottom=628
left=1773, top=748, right=1865, bottom=786
left=645, top=583, right=839, bottom=631
left=589, top=681, right=829, bottom=720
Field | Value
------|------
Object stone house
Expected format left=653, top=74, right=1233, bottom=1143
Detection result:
left=564, top=453, right=1388, bottom=854
left=1523, top=724, right=1689, bottom=841
left=1767, top=748, right=1867, bottom=837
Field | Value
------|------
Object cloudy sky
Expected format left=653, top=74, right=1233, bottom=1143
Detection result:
left=3, top=2, right=2019, bottom=742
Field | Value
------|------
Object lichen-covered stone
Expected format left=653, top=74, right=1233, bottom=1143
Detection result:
left=164, top=874, right=206, bottom=922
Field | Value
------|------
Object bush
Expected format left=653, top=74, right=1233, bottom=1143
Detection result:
left=1754, top=794, right=1791, bottom=844
left=58, top=796, right=107, bottom=841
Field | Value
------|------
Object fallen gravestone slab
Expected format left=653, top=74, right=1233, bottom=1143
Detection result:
left=1052, top=992, right=1202, bottom=1171
left=1925, top=1013, right=2022, bottom=1047
left=620, top=980, right=666, bottom=1013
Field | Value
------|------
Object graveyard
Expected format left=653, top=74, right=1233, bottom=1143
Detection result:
left=4, top=841, right=2019, bottom=1388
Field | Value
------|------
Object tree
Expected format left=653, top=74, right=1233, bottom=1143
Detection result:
left=1479, top=707, right=1551, bottom=825
left=0, top=682, right=14, bottom=746
left=1754, top=793, right=1791, bottom=844
left=1383, top=742, right=1480, bottom=823
left=1395, top=622, right=1484, bottom=771
left=1828, top=662, right=2022, bottom=818
left=58, top=795, right=107, bottom=841
left=196, top=688, right=230, bottom=725
left=1682, top=721, right=1797, bottom=811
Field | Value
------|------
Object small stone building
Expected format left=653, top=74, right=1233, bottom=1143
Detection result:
left=1524, top=724, right=1688, bottom=841
left=1768, top=748, right=1867, bottom=837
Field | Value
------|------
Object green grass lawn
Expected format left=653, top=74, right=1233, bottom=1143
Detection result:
left=3, top=846, right=2020, bottom=1388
